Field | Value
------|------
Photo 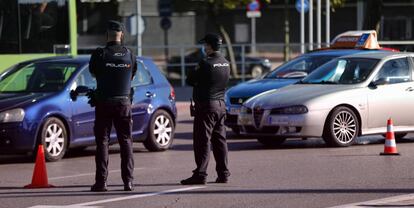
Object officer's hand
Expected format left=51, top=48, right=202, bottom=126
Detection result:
left=86, top=89, right=96, bottom=107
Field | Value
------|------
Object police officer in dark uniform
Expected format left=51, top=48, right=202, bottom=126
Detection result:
left=181, top=33, right=231, bottom=185
left=89, top=20, right=137, bottom=192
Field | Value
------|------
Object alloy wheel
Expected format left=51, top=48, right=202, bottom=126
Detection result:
left=333, top=111, right=357, bottom=144
left=44, top=123, right=65, bottom=157
left=153, top=115, right=172, bottom=146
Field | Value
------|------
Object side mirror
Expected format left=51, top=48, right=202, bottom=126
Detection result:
left=369, top=78, right=389, bottom=88
left=70, top=85, right=90, bottom=101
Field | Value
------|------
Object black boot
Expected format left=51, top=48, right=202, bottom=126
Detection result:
left=215, top=176, right=228, bottom=183
left=91, top=182, right=108, bottom=192
left=180, top=176, right=206, bottom=185
left=124, top=182, right=134, bottom=191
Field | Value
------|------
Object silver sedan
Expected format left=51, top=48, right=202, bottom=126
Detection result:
left=238, top=52, right=414, bottom=147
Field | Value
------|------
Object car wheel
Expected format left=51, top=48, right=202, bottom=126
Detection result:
left=251, top=66, right=263, bottom=78
left=39, top=117, right=68, bottom=162
left=143, top=110, right=175, bottom=151
left=257, top=137, right=287, bottom=147
left=323, top=107, right=359, bottom=147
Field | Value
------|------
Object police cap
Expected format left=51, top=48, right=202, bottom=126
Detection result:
left=107, top=20, right=124, bottom=32
left=198, top=33, right=222, bottom=47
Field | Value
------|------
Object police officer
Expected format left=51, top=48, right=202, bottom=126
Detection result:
left=181, top=33, right=231, bottom=185
left=89, top=20, right=137, bottom=192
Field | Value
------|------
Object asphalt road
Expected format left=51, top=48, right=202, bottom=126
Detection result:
left=1, top=102, right=414, bottom=208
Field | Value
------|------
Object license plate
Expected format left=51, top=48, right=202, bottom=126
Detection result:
left=229, top=107, right=241, bottom=115
left=238, top=115, right=252, bottom=125
left=269, top=116, right=289, bottom=125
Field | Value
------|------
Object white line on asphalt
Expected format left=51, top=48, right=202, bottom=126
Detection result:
left=49, top=168, right=145, bottom=181
left=328, top=193, right=414, bottom=208
left=29, top=206, right=101, bottom=208
left=71, top=186, right=205, bottom=206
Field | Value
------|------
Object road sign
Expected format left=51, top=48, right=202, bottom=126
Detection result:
left=158, top=0, right=172, bottom=17
left=247, top=0, right=260, bottom=11
left=295, top=0, right=309, bottom=13
left=160, top=17, right=172, bottom=30
left=128, top=15, right=145, bottom=36
left=247, top=11, right=261, bottom=18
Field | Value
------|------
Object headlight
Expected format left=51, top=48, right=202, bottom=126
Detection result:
left=0, top=108, right=25, bottom=123
left=271, top=105, right=308, bottom=114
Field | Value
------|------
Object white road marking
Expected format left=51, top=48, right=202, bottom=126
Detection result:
left=49, top=168, right=145, bottom=181
left=29, top=206, right=100, bottom=208
left=72, top=186, right=204, bottom=206
left=328, top=193, right=414, bottom=208
left=28, top=186, right=204, bottom=208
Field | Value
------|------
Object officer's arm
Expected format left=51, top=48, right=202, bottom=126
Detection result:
left=186, top=61, right=202, bottom=86
left=131, top=52, right=137, bottom=80
left=89, top=49, right=101, bottom=78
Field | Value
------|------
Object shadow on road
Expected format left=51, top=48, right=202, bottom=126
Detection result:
left=0, top=146, right=149, bottom=165
left=2, top=187, right=414, bottom=198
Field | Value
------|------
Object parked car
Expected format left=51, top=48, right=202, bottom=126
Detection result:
left=167, top=49, right=272, bottom=78
left=238, top=52, right=413, bottom=147
left=225, top=48, right=394, bottom=135
left=0, top=55, right=177, bottom=161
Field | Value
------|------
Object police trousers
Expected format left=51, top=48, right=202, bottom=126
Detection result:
left=192, top=100, right=230, bottom=178
left=94, top=101, right=134, bottom=184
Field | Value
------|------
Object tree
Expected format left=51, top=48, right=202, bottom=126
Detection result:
left=362, top=0, right=383, bottom=32
left=173, top=0, right=270, bottom=78
left=329, top=0, right=383, bottom=33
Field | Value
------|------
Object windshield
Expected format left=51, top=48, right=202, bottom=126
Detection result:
left=302, top=58, right=379, bottom=84
left=0, top=62, right=78, bottom=93
left=265, top=55, right=337, bottom=79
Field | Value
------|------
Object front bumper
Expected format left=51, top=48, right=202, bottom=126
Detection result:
left=238, top=109, right=327, bottom=137
left=0, top=122, right=38, bottom=154
left=225, top=105, right=242, bottom=128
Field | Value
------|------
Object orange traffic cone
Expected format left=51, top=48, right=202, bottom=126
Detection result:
left=24, top=145, right=54, bottom=188
left=380, top=118, right=400, bottom=156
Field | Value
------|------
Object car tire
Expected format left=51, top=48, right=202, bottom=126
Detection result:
left=143, top=110, right=175, bottom=151
left=257, top=137, right=286, bottom=147
left=38, top=117, right=68, bottom=162
left=251, top=66, right=264, bottom=78
left=323, top=106, right=359, bottom=147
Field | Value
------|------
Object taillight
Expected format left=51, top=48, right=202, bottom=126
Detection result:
left=170, top=84, right=176, bottom=100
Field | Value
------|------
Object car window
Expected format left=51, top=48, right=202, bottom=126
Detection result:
left=265, top=55, right=336, bottom=79
left=75, top=68, right=96, bottom=89
left=132, top=62, right=152, bottom=87
left=0, top=62, right=78, bottom=93
left=303, top=58, right=379, bottom=84
left=374, top=58, right=411, bottom=84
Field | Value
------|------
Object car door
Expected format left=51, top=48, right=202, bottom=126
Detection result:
left=70, top=67, right=96, bottom=143
left=367, top=57, right=414, bottom=129
left=131, top=61, right=154, bottom=138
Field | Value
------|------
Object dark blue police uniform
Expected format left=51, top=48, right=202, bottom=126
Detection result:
left=89, top=21, right=137, bottom=192
left=182, top=33, right=231, bottom=185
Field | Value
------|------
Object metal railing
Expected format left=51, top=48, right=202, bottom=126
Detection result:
left=79, top=41, right=414, bottom=87
left=132, top=43, right=307, bottom=87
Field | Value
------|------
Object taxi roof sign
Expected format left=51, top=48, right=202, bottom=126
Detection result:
left=330, top=30, right=381, bottom=49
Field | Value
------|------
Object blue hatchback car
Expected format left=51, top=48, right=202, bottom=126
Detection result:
left=0, top=56, right=177, bottom=161
left=225, top=49, right=392, bottom=134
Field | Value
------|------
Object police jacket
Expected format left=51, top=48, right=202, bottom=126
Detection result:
left=89, top=41, right=137, bottom=100
left=186, top=51, right=230, bottom=102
